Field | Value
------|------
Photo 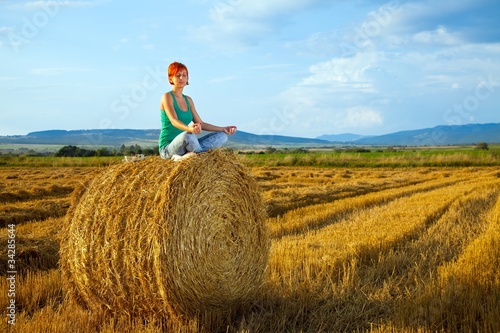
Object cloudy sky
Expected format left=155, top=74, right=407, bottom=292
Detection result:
left=1, top=0, right=499, bottom=138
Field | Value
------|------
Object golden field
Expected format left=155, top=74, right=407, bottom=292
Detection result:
left=0, top=155, right=499, bottom=332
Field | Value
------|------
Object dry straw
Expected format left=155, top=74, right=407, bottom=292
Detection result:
left=60, top=150, right=269, bottom=320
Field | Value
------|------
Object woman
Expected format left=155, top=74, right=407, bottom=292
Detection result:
left=158, top=61, right=237, bottom=161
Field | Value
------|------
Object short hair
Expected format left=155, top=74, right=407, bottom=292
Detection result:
left=167, top=61, right=189, bottom=85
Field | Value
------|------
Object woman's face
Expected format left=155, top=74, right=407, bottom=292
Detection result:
left=171, top=70, right=188, bottom=86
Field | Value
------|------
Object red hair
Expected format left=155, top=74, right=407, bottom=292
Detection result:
left=167, top=61, right=189, bottom=85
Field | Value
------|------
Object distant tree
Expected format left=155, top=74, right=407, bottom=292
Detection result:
left=123, top=145, right=133, bottom=156
left=265, top=146, right=277, bottom=154
left=96, top=147, right=112, bottom=156
left=475, top=142, right=489, bottom=150
left=26, top=149, right=38, bottom=156
left=143, top=147, right=157, bottom=155
left=56, top=145, right=78, bottom=157
left=124, top=144, right=141, bottom=155
left=55, top=145, right=98, bottom=157
left=77, top=147, right=95, bottom=157
left=290, top=148, right=308, bottom=154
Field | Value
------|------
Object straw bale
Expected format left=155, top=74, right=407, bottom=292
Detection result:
left=59, top=150, right=269, bottom=320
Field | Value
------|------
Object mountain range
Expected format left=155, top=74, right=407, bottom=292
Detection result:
left=0, top=123, right=499, bottom=148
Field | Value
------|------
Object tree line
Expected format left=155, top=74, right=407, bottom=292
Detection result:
left=55, top=144, right=159, bottom=157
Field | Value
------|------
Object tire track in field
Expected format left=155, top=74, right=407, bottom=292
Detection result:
left=350, top=185, right=500, bottom=329
left=268, top=180, right=478, bottom=291
left=267, top=179, right=500, bottom=293
left=0, top=185, right=74, bottom=204
left=258, top=168, right=471, bottom=218
left=264, top=177, right=434, bottom=218
left=264, top=179, right=500, bottom=332
left=355, top=184, right=500, bottom=280
left=0, top=197, right=70, bottom=227
left=268, top=177, right=466, bottom=239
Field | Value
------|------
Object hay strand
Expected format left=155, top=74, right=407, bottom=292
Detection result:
left=60, top=150, right=269, bottom=320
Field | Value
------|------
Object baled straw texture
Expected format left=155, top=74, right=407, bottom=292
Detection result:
left=60, top=150, right=269, bottom=319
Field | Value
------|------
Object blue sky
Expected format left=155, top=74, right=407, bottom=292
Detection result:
left=1, top=0, right=499, bottom=138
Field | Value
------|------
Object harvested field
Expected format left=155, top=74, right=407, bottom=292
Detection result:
left=0, top=155, right=499, bottom=332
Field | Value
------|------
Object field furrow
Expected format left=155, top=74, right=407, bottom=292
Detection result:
left=267, top=177, right=464, bottom=238
left=357, top=186, right=500, bottom=330
left=0, top=167, right=97, bottom=204
left=258, top=180, right=500, bottom=332
left=0, top=185, right=74, bottom=204
left=268, top=178, right=500, bottom=288
left=391, top=193, right=500, bottom=332
left=256, top=168, right=454, bottom=217
left=0, top=198, right=70, bottom=227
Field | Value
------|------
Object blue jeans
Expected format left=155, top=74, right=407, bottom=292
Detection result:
left=159, top=131, right=228, bottom=159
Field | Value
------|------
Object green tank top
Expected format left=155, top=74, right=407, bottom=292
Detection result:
left=158, top=92, right=193, bottom=149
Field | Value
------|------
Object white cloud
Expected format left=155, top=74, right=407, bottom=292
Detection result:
left=285, top=0, right=495, bottom=60
left=191, top=0, right=331, bottom=50
left=209, top=0, right=320, bottom=22
left=382, top=0, right=498, bottom=45
left=387, top=0, right=478, bottom=31
left=341, top=106, right=383, bottom=128
left=113, top=38, right=129, bottom=51
left=285, top=31, right=339, bottom=57
left=141, top=44, right=155, bottom=50
left=413, top=26, right=461, bottom=45
left=0, top=26, right=14, bottom=34
left=284, top=1, right=404, bottom=58
left=300, top=53, right=379, bottom=94
left=271, top=31, right=500, bottom=137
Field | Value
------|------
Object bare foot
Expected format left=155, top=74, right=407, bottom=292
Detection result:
left=171, top=152, right=196, bottom=162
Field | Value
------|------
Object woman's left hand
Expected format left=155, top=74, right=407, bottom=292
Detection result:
left=223, top=126, right=237, bottom=135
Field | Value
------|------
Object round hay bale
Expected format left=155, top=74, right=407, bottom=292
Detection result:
left=60, top=150, right=269, bottom=319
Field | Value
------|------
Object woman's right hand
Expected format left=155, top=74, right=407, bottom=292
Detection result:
left=189, top=123, right=202, bottom=134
